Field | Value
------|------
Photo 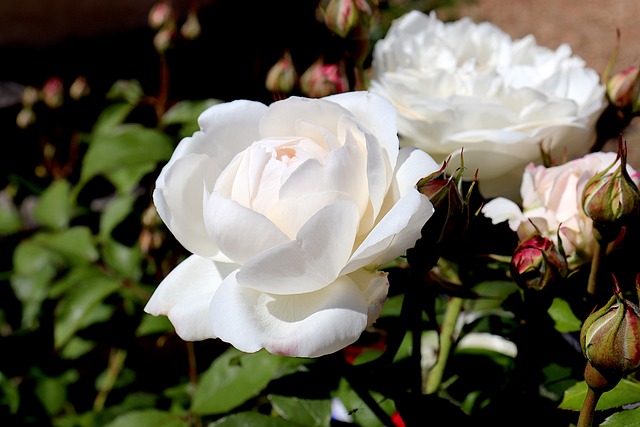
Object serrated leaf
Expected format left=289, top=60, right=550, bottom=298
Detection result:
left=269, top=395, right=331, bottom=427
left=559, top=379, right=640, bottom=411
left=602, top=406, right=640, bottom=426
left=210, top=412, right=299, bottom=427
left=103, top=409, right=188, bottom=427
left=192, top=348, right=307, bottom=415
left=80, top=124, right=173, bottom=189
left=33, top=179, right=71, bottom=230
left=548, top=298, right=582, bottom=333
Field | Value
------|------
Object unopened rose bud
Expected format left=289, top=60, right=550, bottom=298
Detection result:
left=21, top=86, right=39, bottom=107
left=510, top=235, right=567, bottom=292
left=69, top=76, right=90, bottom=100
left=582, top=137, right=640, bottom=241
left=180, top=11, right=201, bottom=40
left=148, top=1, right=173, bottom=30
left=607, top=65, right=640, bottom=112
left=154, top=27, right=175, bottom=53
left=324, top=0, right=359, bottom=38
left=265, top=51, right=298, bottom=94
left=41, top=77, right=63, bottom=109
left=300, top=57, right=350, bottom=98
left=16, top=108, right=36, bottom=129
left=580, top=277, right=640, bottom=388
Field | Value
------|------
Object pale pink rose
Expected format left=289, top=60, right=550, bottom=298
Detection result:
left=482, top=152, right=640, bottom=270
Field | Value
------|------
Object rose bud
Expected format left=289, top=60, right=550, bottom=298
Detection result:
left=265, top=50, right=298, bottom=95
left=323, top=0, right=359, bottom=38
left=607, top=65, right=640, bottom=112
left=580, top=277, right=640, bottom=388
left=148, top=1, right=173, bottom=30
left=510, top=234, right=567, bottom=292
left=42, top=77, right=64, bottom=109
left=582, top=137, right=640, bottom=241
left=417, top=154, right=476, bottom=247
left=180, top=10, right=201, bottom=40
left=300, top=57, right=350, bottom=98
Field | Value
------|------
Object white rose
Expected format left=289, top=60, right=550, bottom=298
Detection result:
left=482, top=152, right=640, bottom=270
left=370, top=10, right=606, bottom=200
left=144, top=91, right=439, bottom=357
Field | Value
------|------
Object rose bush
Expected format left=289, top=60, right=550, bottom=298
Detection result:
left=144, top=91, right=439, bottom=357
left=482, top=152, right=640, bottom=270
left=369, top=10, right=606, bottom=200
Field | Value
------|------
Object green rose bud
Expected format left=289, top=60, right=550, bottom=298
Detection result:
left=265, top=50, right=298, bottom=95
left=580, top=278, right=640, bottom=388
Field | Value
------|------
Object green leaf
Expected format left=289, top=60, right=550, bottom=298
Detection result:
left=33, top=179, right=71, bottom=230
left=548, top=297, right=582, bottom=333
left=103, top=409, right=188, bottom=427
left=106, top=80, right=144, bottom=105
left=99, top=194, right=136, bottom=240
left=80, top=124, right=173, bottom=191
left=101, top=239, right=143, bottom=280
left=334, top=378, right=396, bottom=427
left=0, top=191, right=21, bottom=235
left=34, top=369, right=78, bottom=416
left=136, top=314, right=173, bottom=336
left=92, top=102, right=136, bottom=136
left=559, top=379, right=640, bottom=411
left=269, top=395, right=331, bottom=427
left=32, top=227, right=99, bottom=265
left=192, top=348, right=307, bottom=415
left=602, top=406, right=640, bottom=426
left=161, top=98, right=221, bottom=138
left=0, top=372, right=20, bottom=414
left=54, top=273, right=121, bottom=349
left=210, top=412, right=299, bottom=427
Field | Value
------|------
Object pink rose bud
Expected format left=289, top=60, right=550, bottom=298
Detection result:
left=580, top=276, right=640, bottom=388
left=148, top=1, right=173, bottom=30
left=582, top=137, right=640, bottom=241
left=41, top=77, right=64, bottom=109
left=300, top=57, right=350, bottom=98
left=324, top=0, right=359, bottom=38
left=510, top=235, right=567, bottom=292
left=265, top=50, right=298, bottom=94
left=607, top=65, right=640, bottom=112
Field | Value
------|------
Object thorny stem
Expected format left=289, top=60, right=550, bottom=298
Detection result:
left=424, top=296, right=464, bottom=394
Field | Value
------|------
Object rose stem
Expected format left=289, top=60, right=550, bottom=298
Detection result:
left=577, top=386, right=602, bottom=427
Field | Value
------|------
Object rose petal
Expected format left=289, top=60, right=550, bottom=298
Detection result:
left=209, top=271, right=376, bottom=357
left=481, top=197, right=524, bottom=231
left=204, top=194, right=291, bottom=264
left=144, top=255, right=240, bottom=341
left=237, top=200, right=360, bottom=294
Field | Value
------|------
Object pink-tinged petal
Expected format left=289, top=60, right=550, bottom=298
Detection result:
left=326, top=91, right=401, bottom=169
left=154, top=153, right=222, bottom=258
left=144, top=255, right=239, bottom=341
left=203, top=194, right=290, bottom=264
left=209, top=272, right=371, bottom=357
left=237, top=201, right=360, bottom=294
left=345, top=190, right=432, bottom=273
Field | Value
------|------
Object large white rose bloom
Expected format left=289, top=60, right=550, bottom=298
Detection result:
left=370, top=10, right=606, bottom=200
left=144, top=91, right=439, bottom=357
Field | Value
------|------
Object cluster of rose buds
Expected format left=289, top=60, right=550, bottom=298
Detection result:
left=148, top=1, right=201, bottom=54
left=16, top=76, right=90, bottom=129
left=264, top=0, right=374, bottom=98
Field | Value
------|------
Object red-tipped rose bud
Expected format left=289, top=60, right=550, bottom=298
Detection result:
left=300, top=57, right=350, bottom=98
left=323, top=0, right=359, bottom=38
left=582, top=137, right=640, bottom=241
left=42, top=77, right=64, bottom=109
left=607, top=65, right=640, bottom=113
left=265, top=50, right=298, bottom=95
left=148, top=1, right=173, bottom=30
left=510, top=234, right=568, bottom=292
left=580, top=277, right=640, bottom=389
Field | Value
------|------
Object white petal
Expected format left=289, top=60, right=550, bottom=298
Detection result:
left=204, top=194, right=290, bottom=264
left=237, top=200, right=361, bottom=294
left=457, top=332, right=518, bottom=358
left=346, top=190, right=432, bottom=273
left=209, top=272, right=371, bottom=357
left=144, top=255, right=239, bottom=341
left=481, top=197, right=524, bottom=231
